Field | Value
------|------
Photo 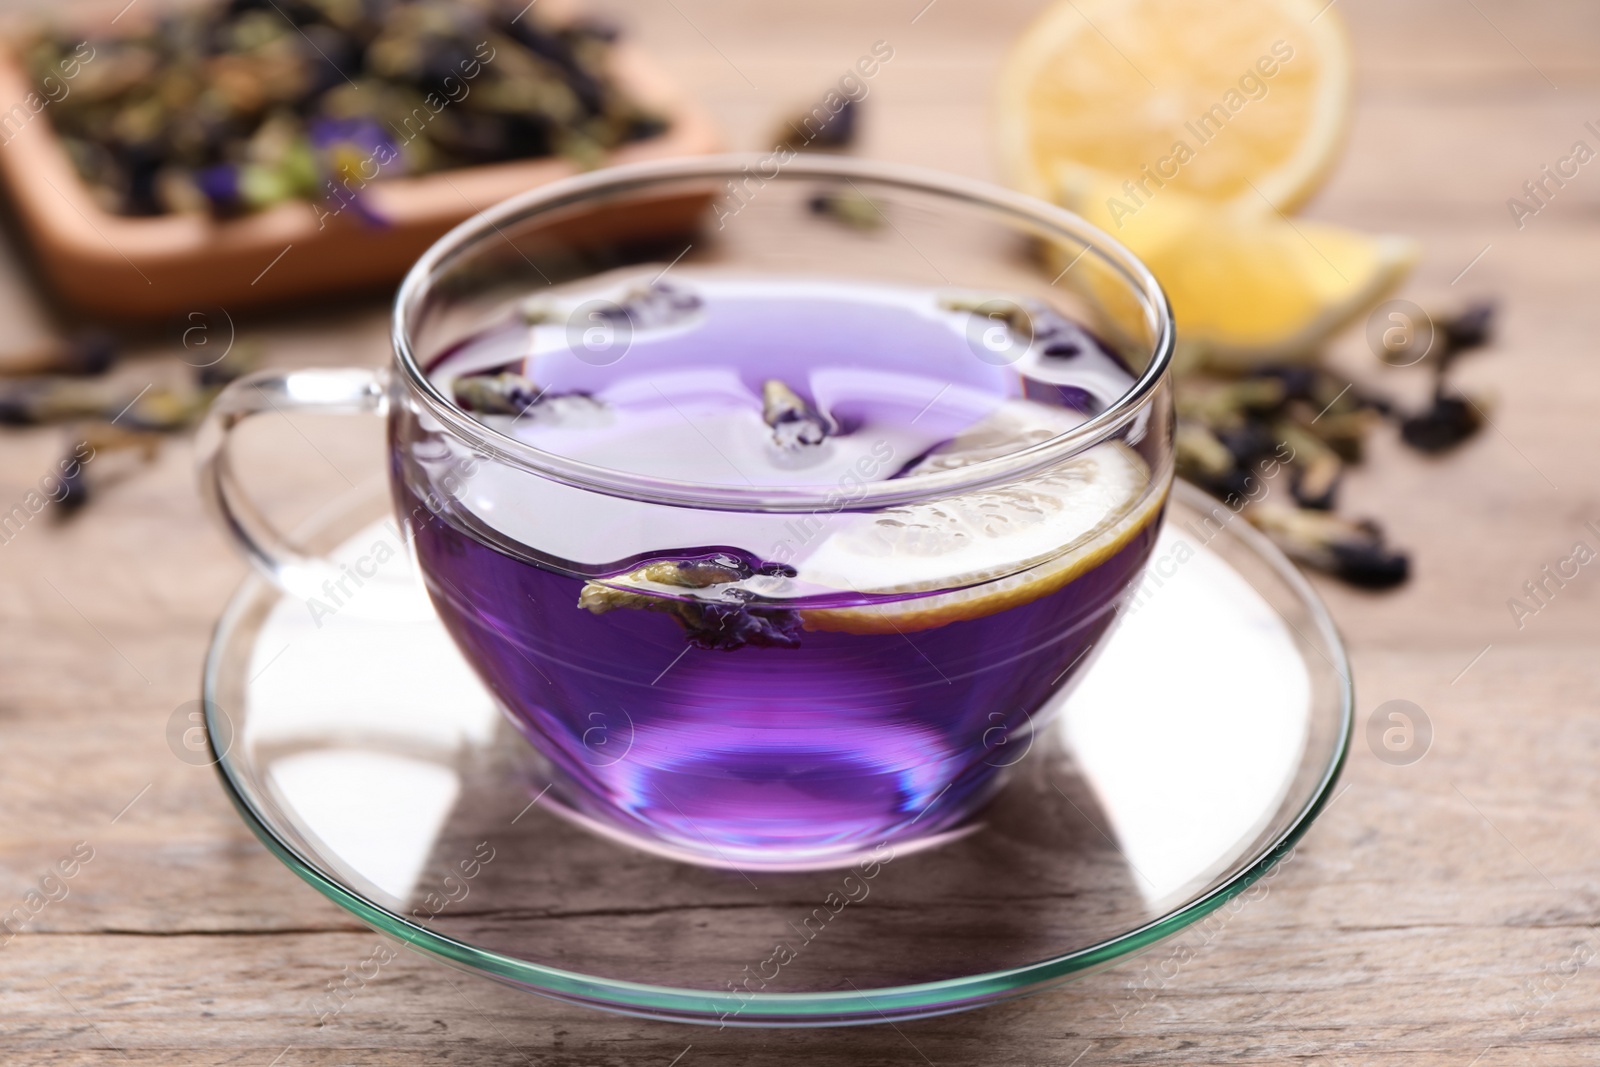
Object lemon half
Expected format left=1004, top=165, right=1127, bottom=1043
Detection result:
left=997, top=0, right=1353, bottom=214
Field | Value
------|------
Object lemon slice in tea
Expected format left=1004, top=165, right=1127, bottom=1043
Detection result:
left=797, top=399, right=1165, bottom=634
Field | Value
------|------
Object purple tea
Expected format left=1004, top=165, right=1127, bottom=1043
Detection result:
left=393, top=273, right=1164, bottom=866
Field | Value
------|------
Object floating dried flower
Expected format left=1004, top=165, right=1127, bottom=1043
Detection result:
left=451, top=371, right=540, bottom=416
left=761, top=379, right=828, bottom=450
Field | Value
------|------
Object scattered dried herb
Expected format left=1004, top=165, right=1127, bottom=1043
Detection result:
left=0, top=335, right=262, bottom=519
left=1248, top=504, right=1411, bottom=589
left=1176, top=365, right=1408, bottom=587
left=0, top=332, right=117, bottom=377
left=49, top=423, right=166, bottom=520
left=24, top=0, right=668, bottom=219
left=1397, top=302, right=1495, bottom=454
left=1174, top=301, right=1498, bottom=588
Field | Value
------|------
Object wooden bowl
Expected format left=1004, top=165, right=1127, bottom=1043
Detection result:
left=0, top=31, right=720, bottom=322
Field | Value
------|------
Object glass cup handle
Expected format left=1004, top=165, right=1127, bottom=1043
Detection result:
left=196, top=367, right=389, bottom=601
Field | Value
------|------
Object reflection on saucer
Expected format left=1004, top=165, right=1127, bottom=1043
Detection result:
left=249, top=520, right=499, bottom=902
left=268, top=749, right=461, bottom=902
left=1059, top=525, right=1310, bottom=908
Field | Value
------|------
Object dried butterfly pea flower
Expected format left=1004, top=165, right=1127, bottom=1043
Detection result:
left=1400, top=392, right=1484, bottom=453
left=1176, top=376, right=1286, bottom=430
left=56, top=461, right=91, bottom=516
left=807, top=187, right=884, bottom=232
left=116, top=386, right=215, bottom=432
left=64, top=423, right=168, bottom=516
left=1174, top=420, right=1234, bottom=481
left=612, top=281, right=702, bottom=329
left=773, top=97, right=857, bottom=153
left=80, top=421, right=162, bottom=463
left=1437, top=300, right=1495, bottom=362
left=1284, top=400, right=1375, bottom=463
left=1272, top=420, right=1341, bottom=510
left=195, top=339, right=264, bottom=389
left=0, top=348, right=254, bottom=430
left=580, top=561, right=741, bottom=615
left=451, top=371, right=540, bottom=416
left=1386, top=302, right=1494, bottom=455
left=1167, top=297, right=1498, bottom=587
left=938, top=294, right=1034, bottom=340
left=1292, top=453, right=1341, bottom=511
left=50, top=424, right=160, bottom=519
left=672, top=603, right=804, bottom=651
left=761, top=379, right=828, bottom=450
left=580, top=554, right=802, bottom=651
left=0, top=379, right=117, bottom=426
left=519, top=298, right=559, bottom=325
left=1174, top=361, right=1407, bottom=584
left=1247, top=504, right=1409, bottom=589
left=0, top=332, right=117, bottom=378
left=310, top=116, right=398, bottom=225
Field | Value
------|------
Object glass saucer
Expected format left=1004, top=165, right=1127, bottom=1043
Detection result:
left=202, top=480, right=1351, bottom=1027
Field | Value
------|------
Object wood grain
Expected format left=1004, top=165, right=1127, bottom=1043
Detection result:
left=3, top=0, right=1600, bottom=1063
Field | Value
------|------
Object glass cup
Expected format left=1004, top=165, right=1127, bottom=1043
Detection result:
left=198, top=155, right=1175, bottom=870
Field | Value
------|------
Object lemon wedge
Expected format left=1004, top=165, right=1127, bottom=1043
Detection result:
left=1053, top=162, right=1417, bottom=369
left=997, top=0, right=1352, bottom=213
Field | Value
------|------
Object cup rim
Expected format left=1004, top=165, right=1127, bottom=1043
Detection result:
left=391, top=153, right=1174, bottom=513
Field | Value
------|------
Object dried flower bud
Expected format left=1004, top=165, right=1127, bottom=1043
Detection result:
left=579, top=553, right=802, bottom=650
left=1174, top=420, right=1235, bottom=480
left=1400, top=392, right=1483, bottom=453
left=808, top=188, right=884, bottom=232
left=1175, top=377, right=1286, bottom=430
left=937, top=294, right=1037, bottom=347
left=1438, top=301, right=1495, bottom=357
left=774, top=97, right=857, bottom=153
left=196, top=340, right=264, bottom=389
left=452, top=372, right=541, bottom=416
left=761, top=379, right=828, bottom=450
left=1293, top=453, right=1342, bottom=511
left=0, top=332, right=117, bottom=377
left=1247, top=504, right=1409, bottom=588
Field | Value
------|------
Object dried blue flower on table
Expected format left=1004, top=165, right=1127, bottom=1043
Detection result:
left=1400, top=393, right=1483, bottom=453
left=775, top=97, right=857, bottom=152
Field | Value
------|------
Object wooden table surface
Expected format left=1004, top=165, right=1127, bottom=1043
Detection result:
left=3, top=0, right=1599, bottom=1063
